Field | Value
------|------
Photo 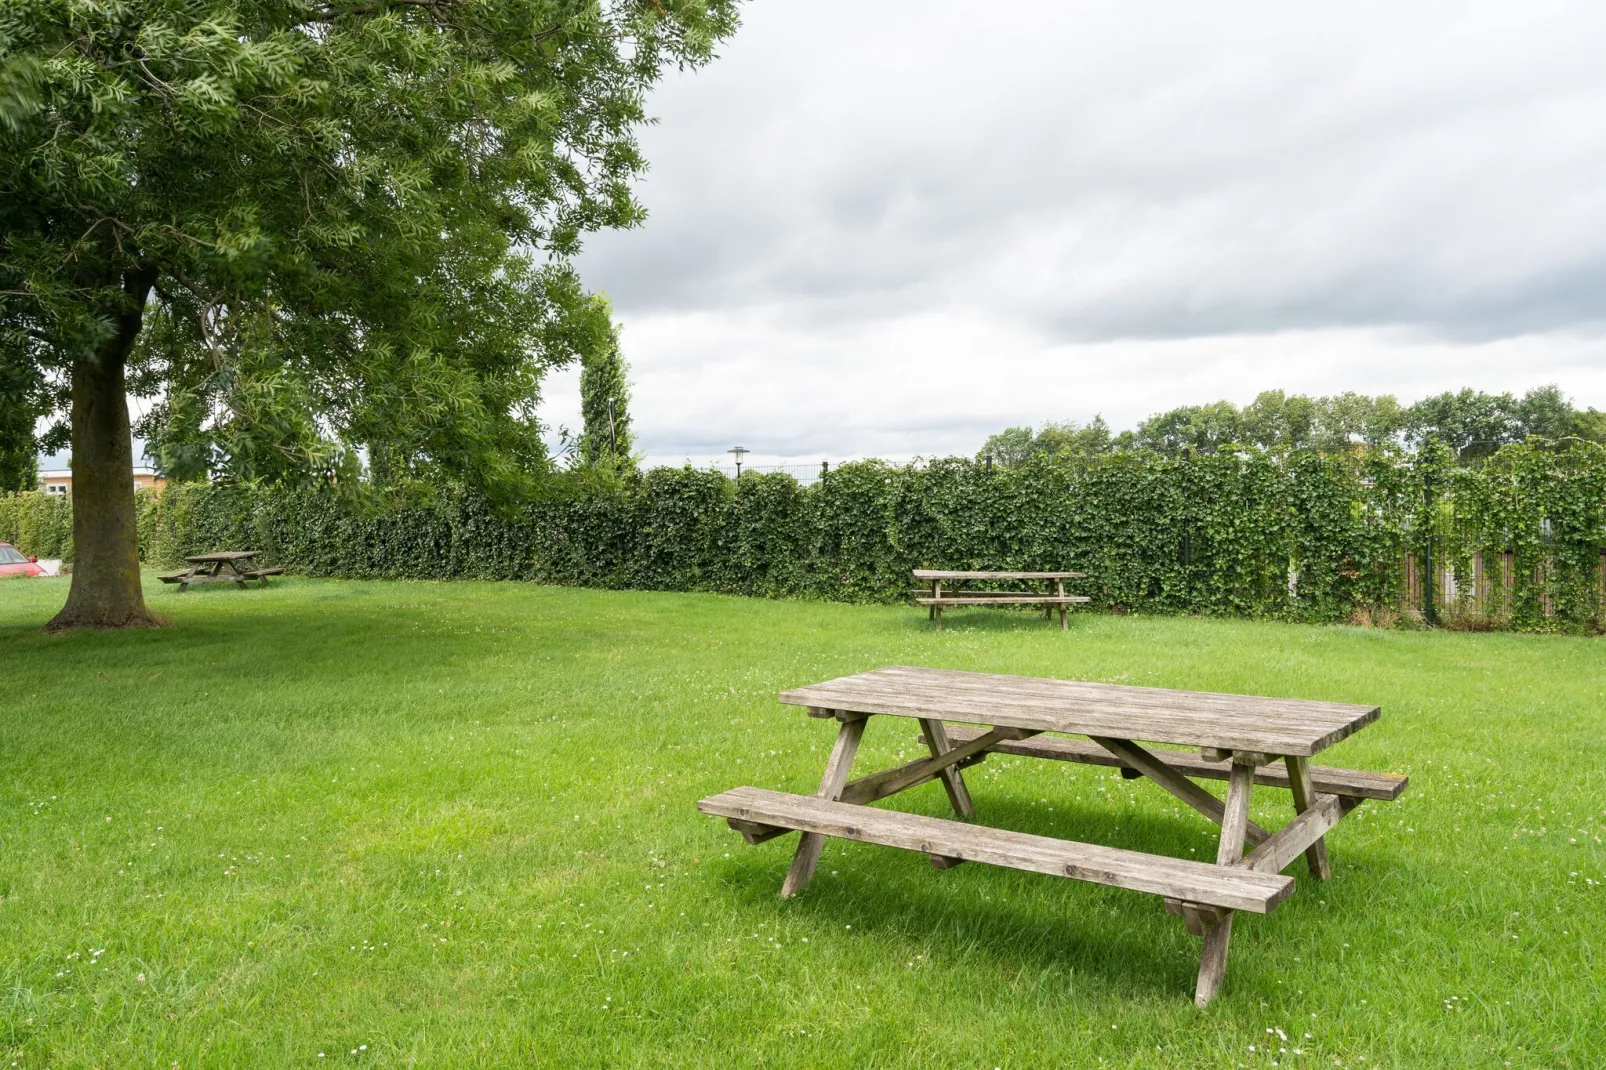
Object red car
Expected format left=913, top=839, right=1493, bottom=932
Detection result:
left=0, top=543, right=45, bottom=577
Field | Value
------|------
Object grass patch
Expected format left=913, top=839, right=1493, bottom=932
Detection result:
left=0, top=575, right=1602, bottom=1066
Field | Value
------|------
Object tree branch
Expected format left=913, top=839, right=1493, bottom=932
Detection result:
left=303, top=0, right=461, bottom=23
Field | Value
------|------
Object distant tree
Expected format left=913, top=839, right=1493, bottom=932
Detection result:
left=577, top=298, right=634, bottom=467
left=1310, top=392, right=1406, bottom=450
left=1, top=0, right=738, bottom=629
left=1401, top=385, right=1590, bottom=459
left=1134, top=400, right=1244, bottom=456
left=1403, top=389, right=1519, bottom=459
left=979, top=417, right=1116, bottom=467
left=978, top=385, right=1598, bottom=462
left=1033, top=416, right=1116, bottom=458
left=1568, top=407, right=1606, bottom=445
left=978, top=426, right=1036, bottom=467
left=1513, top=384, right=1576, bottom=441
left=1241, top=390, right=1317, bottom=450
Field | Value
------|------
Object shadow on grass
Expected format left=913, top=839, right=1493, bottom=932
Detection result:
left=705, top=792, right=1226, bottom=998
left=900, top=607, right=1092, bottom=634
left=699, top=784, right=1417, bottom=1002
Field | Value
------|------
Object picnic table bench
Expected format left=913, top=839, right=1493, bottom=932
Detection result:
left=158, top=551, right=284, bottom=591
left=913, top=569, right=1090, bottom=630
left=698, top=665, right=1407, bottom=1005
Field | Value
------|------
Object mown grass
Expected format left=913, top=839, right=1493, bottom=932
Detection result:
left=0, top=575, right=1601, bottom=1067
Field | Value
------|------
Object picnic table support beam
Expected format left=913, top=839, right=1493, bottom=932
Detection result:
left=839, top=727, right=1028, bottom=805
left=1284, top=755, right=1333, bottom=880
left=1195, top=760, right=1254, bottom=1007
left=727, top=817, right=792, bottom=845
left=781, top=716, right=866, bottom=898
left=1090, top=737, right=1270, bottom=846
left=919, top=717, right=975, bottom=819
left=1236, top=792, right=1351, bottom=875
left=1169, top=786, right=1356, bottom=932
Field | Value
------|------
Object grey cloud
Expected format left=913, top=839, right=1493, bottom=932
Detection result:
left=582, top=0, right=1606, bottom=341
left=548, top=0, right=1606, bottom=460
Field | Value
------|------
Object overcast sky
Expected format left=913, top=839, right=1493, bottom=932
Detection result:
left=542, top=0, right=1606, bottom=467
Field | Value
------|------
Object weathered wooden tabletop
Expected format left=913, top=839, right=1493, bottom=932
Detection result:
left=184, top=550, right=261, bottom=563
left=779, top=665, right=1378, bottom=757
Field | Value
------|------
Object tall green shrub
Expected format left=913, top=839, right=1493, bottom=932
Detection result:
left=0, top=491, right=72, bottom=558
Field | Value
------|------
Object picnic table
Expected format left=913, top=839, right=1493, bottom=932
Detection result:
left=913, top=570, right=1089, bottom=630
left=698, top=665, right=1407, bottom=1005
left=158, top=551, right=284, bottom=592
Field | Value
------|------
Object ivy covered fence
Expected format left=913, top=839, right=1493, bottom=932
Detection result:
left=2, top=443, right=1602, bottom=631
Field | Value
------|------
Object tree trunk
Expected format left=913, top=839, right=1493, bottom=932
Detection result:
left=46, top=268, right=161, bottom=632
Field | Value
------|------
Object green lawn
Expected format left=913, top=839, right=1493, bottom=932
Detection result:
left=0, top=576, right=1601, bottom=1067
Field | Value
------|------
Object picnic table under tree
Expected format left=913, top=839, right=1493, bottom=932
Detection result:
left=699, top=665, right=1407, bottom=1005
left=913, top=570, right=1089, bottom=629
left=158, top=551, right=284, bottom=592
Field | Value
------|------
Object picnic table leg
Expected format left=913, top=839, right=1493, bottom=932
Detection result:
left=1089, top=737, right=1269, bottom=845
left=1195, top=760, right=1254, bottom=1007
left=1056, top=578, right=1068, bottom=629
left=918, top=718, right=975, bottom=819
left=1284, top=756, right=1333, bottom=880
left=781, top=716, right=867, bottom=898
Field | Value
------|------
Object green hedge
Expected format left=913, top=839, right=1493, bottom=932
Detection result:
left=0, top=491, right=72, bottom=560
left=9, top=443, right=1604, bottom=630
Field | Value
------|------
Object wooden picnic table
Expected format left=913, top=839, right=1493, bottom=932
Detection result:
left=698, top=665, right=1407, bottom=1005
left=913, top=569, right=1090, bottom=630
left=158, top=551, right=285, bottom=592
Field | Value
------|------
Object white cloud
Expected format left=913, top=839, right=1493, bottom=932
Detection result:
left=550, top=0, right=1606, bottom=465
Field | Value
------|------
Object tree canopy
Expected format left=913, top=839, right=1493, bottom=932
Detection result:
left=1, top=0, right=739, bottom=627
left=979, top=385, right=1606, bottom=466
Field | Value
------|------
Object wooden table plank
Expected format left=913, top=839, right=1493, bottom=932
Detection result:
left=700, top=787, right=1294, bottom=913
left=912, top=570, right=1086, bottom=580
left=941, top=727, right=1408, bottom=800
left=782, top=666, right=1378, bottom=758
left=913, top=596, right=1090, bottom=606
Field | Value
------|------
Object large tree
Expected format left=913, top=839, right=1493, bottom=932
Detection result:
left=0, top=0, right=737, bottom=629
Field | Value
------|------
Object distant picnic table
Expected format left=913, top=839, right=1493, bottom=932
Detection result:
left=699, top=665, right=1408, bottom=1005
left=158, top=551, right=284, bottom=592
left=913, top=569, right=1090, bottom=630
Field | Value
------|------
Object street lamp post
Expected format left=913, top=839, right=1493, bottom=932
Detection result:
left=727, top=446, right=749, bottom=482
